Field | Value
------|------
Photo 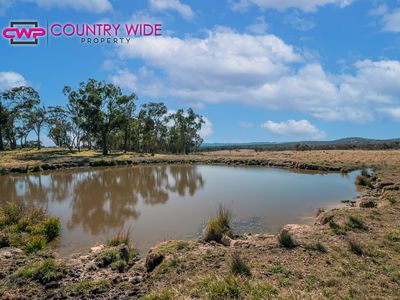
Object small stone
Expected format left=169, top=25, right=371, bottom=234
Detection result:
left=220, top=235, right=232, bottom=247
left=145, top=252, right=164, bottom=272
left=130, top=276, right=143, bottom=284
left=90, top=245, right=105, bottom=253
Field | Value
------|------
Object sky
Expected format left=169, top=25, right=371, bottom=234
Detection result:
left=1, top=0, right=400, bottom=143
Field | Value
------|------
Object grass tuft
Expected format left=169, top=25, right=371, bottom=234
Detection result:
left=348, top=240, right=364, bottom=256
left=204, top=205, right=233, bottom=243
left=229, top=251, right=251, bottom=277
left=278, top=229, right=296, bottom=249
left=107, top=228, right=131, bottom=247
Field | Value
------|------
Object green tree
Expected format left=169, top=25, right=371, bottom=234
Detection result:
left=27, top=105, right=46, bottom=150
left=1, top=86, right=40, bottom=150
left=63, top=79, right=136, bottom=155
left=168, top=108, right=204, bottom=154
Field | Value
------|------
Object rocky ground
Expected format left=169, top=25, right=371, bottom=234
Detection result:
left=0, top=150, right=400, bottom=299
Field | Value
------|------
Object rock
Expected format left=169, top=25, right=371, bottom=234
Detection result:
left=119, top=245, right=130, bottom=261
left=130, top=276, right=143, bottom=284
left=145, top=252, right=164, bottom=272
left=360, top=198, right=377, bottom=208
left=220, top=235, right=232, bottom=247
left=90, top=245, right=105, bottom=253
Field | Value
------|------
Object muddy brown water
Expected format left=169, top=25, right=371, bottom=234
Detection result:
left=0, top=165, right=361, bottom=255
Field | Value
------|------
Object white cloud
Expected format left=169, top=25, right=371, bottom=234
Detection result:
left=149, top=0, right=194, bottom=20
left=199, top=117, right=213, bottom=139
left=382, top=10, right=400, bottom=32
left=246, top=16, right=268, bottom=34
left=229, top=0, right=353, bottom=13
left=112, top=28, right=400, bottom=123
left=0, top=72, right=27, bottom=90
left=261, top=119, right=326, bottom=140
left=36, top=0, right=112, bottom=12
left=109, top=69, right=137, bottom=91
left=2, top=0, right=112, bottom=13
left=378, top=107, right=400, bottom=121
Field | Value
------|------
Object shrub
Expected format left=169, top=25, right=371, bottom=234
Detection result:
left=16, top=259, right=65, bottom=284
left=230, top=251, right=251, bottom=277
left=25, top=236, right=46, bottom=253
left=42, top=217, right=61, bottom=241
left=204, top=205, right=233, bottom=243
left=348, top=240, right=364, bottom=256
left=107, top=229, right=130, bottom=247
left=306, top=242, right=327, bottom=253
left=111, top=259, right=127, bottom=273
left=346, top=216, right=366, bottom=231
left=96, top=249, right=118, bottom=268
left=278, top=229, right=296, bottom=249
left=355, top=175, right=373, bottom=188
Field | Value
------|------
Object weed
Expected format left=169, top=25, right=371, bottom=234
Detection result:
left=204, top=205, right=233, bottom=243
left=278, top=229, right=296, bottom=248
left=16, top=259, right=65, bottom=284
left=348, top=240, right=364, bottom=256
left=230, top=251, right=251, bottom=277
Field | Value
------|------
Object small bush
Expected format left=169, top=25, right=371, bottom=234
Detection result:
left=70, top=280, right=111, bottom=296
left=16, top=259, right=65, bottom=284
left=230, top=251, right=251, bottom=277
left=25, top=236, right=46, bottom=253
left=204, top=205, right=233, bottom=243
left=96, top=249, right=118, bottom=268
left=111, top=259, right=127, bottom=273
left=107, top=229, right=131, bottom=247
left=267, top=264, right=292, bottom=277
left=329, top=220, right=346, bottom=235
left=278, top=229, right=296, bottom=249
left=0, top=202, right=61, bottom=253
left=355, top=175, right=373, bottom=188
left=346, top=216, right=366, bottom=231
left=42, top=217, right=61, bottom=241
left=348, top=240, right=364, bottom=256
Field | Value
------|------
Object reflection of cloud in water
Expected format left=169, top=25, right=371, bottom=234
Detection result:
left=0, top=165, right=205, bottom=236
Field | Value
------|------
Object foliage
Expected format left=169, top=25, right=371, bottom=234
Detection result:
left=204, top=205, right=233, bottom=242
left=230, top=251, right=251, bottom=277
left=15, top=259, right=66, bottom=284
left=0, top=202, right=61, bottom=253
left=278, top=229, right=297, bottom=249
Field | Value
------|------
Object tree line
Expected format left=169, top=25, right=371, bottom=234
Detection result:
left=0, top=79, right=205, bottom=155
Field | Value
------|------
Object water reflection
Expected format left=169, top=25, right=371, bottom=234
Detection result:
left=0, top=165, right=205, bottom=236
left=0, top=165, right=359, bottom=254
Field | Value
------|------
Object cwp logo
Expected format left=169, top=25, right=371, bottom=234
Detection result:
left=2, top=21, right=46, bottom=45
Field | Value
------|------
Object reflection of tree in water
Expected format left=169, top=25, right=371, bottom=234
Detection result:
left=0, top=165, right=205, bottom=235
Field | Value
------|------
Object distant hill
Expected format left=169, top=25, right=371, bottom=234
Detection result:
left=200, top=137, right=400, bottom=151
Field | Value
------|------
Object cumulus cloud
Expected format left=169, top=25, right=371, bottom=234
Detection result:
left=261, top=119, right=326, bottom=140
left=0, top=72, right=27, bottom=90
left=382, top=10, right=400, bottom=32
left=109, top=69, right=138, bottom=92
left=199, top=117, right=213, bottom=139
left=229, top=0, right=353, bottom=13
left=2, top=0, right=112, bottom=13
left=149, top=0, right=194, bottom=19
left=246, top=16, right=269, bottom=34
left=378, top=107, right=400, bottom=121
left=112, top=27, right=400, bottom=123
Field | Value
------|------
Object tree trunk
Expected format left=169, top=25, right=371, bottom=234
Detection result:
left=37, top=126, right=41, bottom=150
left=102, top=132, right=108, bottom=155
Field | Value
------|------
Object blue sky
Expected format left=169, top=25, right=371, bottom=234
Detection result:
left=1, top=0, right=400, bottom=143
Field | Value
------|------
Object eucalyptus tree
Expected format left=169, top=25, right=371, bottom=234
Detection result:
left=167, top=108, right=204, bottom=154
left=28, top=105, right=46, bottom=150
left=0, top=86, right=40, bottom=150
left=63, top=79, right=136, bottom=155
left=138, top=102, right=168, bottom=153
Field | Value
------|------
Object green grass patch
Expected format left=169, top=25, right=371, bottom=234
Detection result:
left=229, top=251, right=251, bottom=277
left=0, top=202, right=61, bottom=253
left=204, top=205, right=233, bottom=243
left=14, top=259, right=66, bottom=285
